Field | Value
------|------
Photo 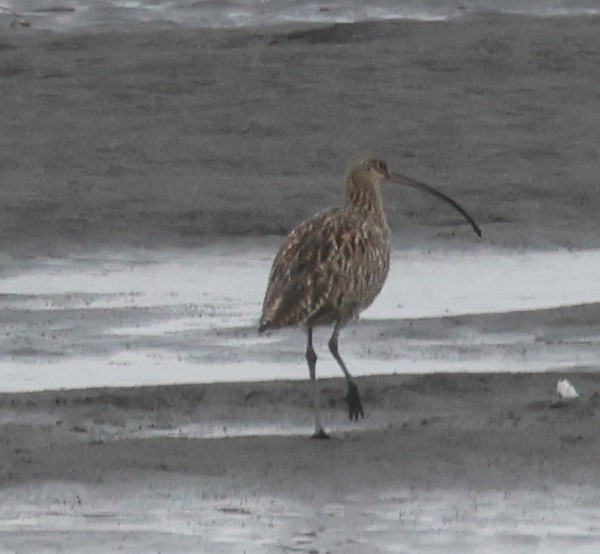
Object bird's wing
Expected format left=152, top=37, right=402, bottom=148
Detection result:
left=260, top=208, right=388, bottom=329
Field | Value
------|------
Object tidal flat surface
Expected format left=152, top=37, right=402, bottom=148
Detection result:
left=1, top=241, right=600, bottom=391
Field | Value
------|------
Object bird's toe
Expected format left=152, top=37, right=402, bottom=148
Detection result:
left=311, top=429, right=330, bottom=440
left=346, top=381, right=364, bottom=422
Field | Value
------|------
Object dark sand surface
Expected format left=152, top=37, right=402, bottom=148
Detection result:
left=3, top=372, right=600, bottom=490
left=1, top=15, right=600, bottom=258
left=1, top=373, right=600, bottom=551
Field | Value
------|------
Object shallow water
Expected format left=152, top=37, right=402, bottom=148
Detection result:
left=1, top=241, right=600, bottom=392
left=4, top=242, right=600, bottom=321
left=1, top=480, right=598, bottom=553
left=3, top=0, right=600, bottom=33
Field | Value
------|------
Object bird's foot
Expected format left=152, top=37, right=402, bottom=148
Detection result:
left=311, top=429, right=330, bottom=440
left=346, top=381, right=364, bottom=422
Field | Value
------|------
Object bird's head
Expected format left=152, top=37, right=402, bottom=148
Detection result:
left=346, top=157, right=482, bottom=237
left=351, top=157, right=391, bottom=187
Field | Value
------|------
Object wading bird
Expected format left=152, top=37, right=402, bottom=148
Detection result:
left=259, top=158, right=481, bottom=438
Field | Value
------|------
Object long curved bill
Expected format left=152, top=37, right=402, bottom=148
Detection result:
left=388, top=174, right=482, bottom=238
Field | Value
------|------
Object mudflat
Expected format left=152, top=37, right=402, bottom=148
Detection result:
left=1, top=12, right=600, bottom=553
left=1, top=372, right=600, bottom=552
left=0, top=15, right=599, bottom=256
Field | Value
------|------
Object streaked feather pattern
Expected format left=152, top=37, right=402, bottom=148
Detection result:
left=260, top=160, right=391, bottom=331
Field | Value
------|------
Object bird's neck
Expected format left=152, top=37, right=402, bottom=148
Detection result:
left=345, top=176, right=389, bottom=232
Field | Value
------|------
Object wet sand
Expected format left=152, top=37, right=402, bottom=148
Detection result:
left=1, top=15, right=600, bottom=257
left=1, top=247, right=600, bottom=551
left=2, top=373, right=600, bottom=552
left=1, top=12, right=600, bottom=552
left=1, top=244, right=600, bottom=392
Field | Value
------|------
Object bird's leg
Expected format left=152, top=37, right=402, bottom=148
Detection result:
left=328, top=321, right=364, bottom=422
left=306, top=327, right=328, bottom=439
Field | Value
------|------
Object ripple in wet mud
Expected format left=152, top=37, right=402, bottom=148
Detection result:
left=1, top=479, right=600, bottom=553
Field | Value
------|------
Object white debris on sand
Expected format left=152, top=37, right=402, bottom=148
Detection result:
left=557, top=379, right=580, bottom=400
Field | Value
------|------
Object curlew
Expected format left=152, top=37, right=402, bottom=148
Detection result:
left=259, top=158, right=481, bottom=438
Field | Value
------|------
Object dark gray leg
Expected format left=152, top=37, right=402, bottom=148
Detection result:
left=328, top=321, right=364, bottom=422
left=306, top=327, right=328, bottom=439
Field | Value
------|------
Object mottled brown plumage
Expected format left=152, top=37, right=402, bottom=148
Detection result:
left=260, top=157, right=481, bottom=438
